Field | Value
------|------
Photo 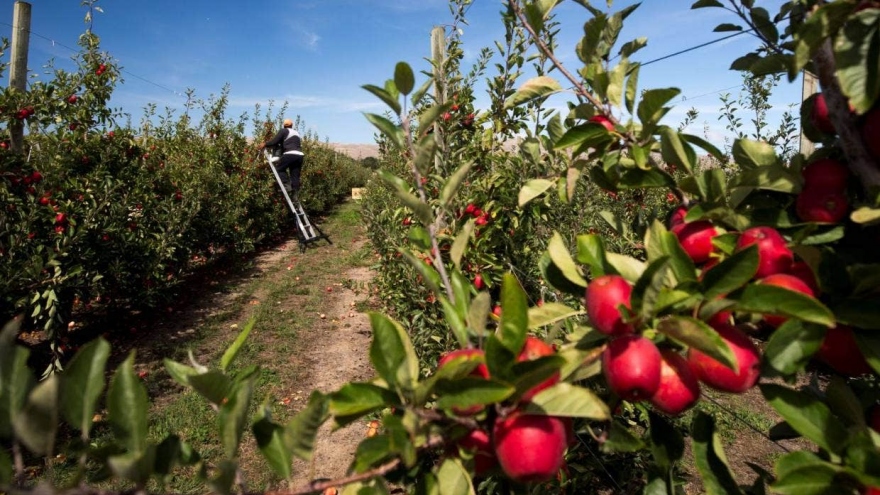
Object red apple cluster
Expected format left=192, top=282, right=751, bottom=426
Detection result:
left=586, top=274, right=703, bottom=415
left=439, top=337, right=571, bottom=484
left=462, top=202, right=490, bottom=226
left=796, top=158, right=850, bottom=224
left=14, top=106, right=35, bottom=120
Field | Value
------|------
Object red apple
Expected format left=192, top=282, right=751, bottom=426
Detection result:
left=688, top=324, right=760, bottom=393
left=474, top=274, right=484, bottom=290
left=493, top=412, right=567, bottom=483
left=517, top=336, right=559, bottom=402
left=668, top=205, right=689, bottom=228
left=438, top=348, right=490, bottom=379
left=801, top=158, right=849, bottom=192
left=602, top=335, right=662, bottom=402
left=67, top=94, right=78, bottom=104
left=861, top=107, right=880, bottom=159
left=809, top=93, right=836, bottom=135
left=455, top=428, right=497, bottom=476
left=585, top=275, right=634, bottom=336
left=736, top=226, right=793, bottom=279
left=815, top=325, right=873, bottom=377
left=589, top=114, right=615, bottom=132
left=649, top=350, right=701, bottom=416
left=868, top=404, right=880, bottom=434
left=758, top=273, right=816, bottom=328
left=54, top=213, right=67, bottom=224
left=672, top=220, right=723, bottom=264
left=796, top=189, right=849, bottom=224
left=787, top=261, right=820, bottom=295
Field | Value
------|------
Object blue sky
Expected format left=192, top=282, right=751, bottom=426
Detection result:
left=2, top=0, right=801, bottom=145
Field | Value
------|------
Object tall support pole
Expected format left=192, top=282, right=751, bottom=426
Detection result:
left=799, top=70, right=818, bottom=158
left=9, top=1, right=32, bottom=153
left=431, top=26, right=446, bottom=172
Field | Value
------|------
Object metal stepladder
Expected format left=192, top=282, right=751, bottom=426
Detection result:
left=264, top=151, right=332, bottom=253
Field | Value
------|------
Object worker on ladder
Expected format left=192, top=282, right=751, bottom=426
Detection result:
left=258, top=118, right=304, bottom=199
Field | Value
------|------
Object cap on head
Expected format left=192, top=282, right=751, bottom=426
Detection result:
left=283, top=119, right=293, bottom=127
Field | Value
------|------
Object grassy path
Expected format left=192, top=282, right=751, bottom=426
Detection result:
left=52, top=200, right=380, bottom=493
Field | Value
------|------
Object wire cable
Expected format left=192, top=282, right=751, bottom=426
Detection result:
left=0, top=22, right=186, bottom=99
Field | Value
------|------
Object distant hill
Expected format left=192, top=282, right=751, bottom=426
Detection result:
left=328, top=143, right=380, bottom=160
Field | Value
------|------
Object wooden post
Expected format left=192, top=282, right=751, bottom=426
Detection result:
left=9, top=1, right=32, bottom=153
left=431, top=26, right=446, bottom=171
left=799, top=70, right=818, bottom=157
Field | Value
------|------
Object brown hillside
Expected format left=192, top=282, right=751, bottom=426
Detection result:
left=328, top=143, right=379, bottom=160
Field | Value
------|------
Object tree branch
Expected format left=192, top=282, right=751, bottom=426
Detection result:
left=813, top=41, right=880, bottom=192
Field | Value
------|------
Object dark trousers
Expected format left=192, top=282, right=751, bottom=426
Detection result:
left=277, top=153, right=304, bottom=190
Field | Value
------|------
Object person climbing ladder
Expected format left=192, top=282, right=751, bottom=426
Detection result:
left=258, top=118, right=304, bottom=198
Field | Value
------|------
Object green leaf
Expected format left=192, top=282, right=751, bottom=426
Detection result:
left=645, top=222, right=697, bottom=285
left=637, top=88, right=680, bottom=133
left=187, top=370, right=233, bottom=407
left=219, top=377, right=254, bottom=459
left=576, top=233, right=610, bottom=277
left=554, top=122, right=614, bottom=151
left=418, top=103, right=452, bottom=137
left=394, top=62, right=415, bottom=96
left=735, top=283, right=835, bottom=327
left=450, top=220, right=474, bottom=270
left=547, top=232, right=588, bottom=288
left=731, top=138, right=778, bottom=169
left=528, top=302, right=585, bottom=330
left=692, top=0, right=724, bottom=8
left=834, top=8, right=880, bottom=113
left=163, top=359, right=199, bottom=387
left=601, top=420, right=646, bottom=453
left=369, top=312, right=420, bottom=392
left=606, top=252, right=646, bottom=284
left=108, top=447, right=156, bottom=488
left=732, top=165, right=799, bottom=193
left=0, top=448, right=11, bottom=484
left=518, top=179, right=555, bottom=206
left=691, top=412, right=744, bottom=495
left=657, top=316, right=737, bottom=370
left=12, top=374, right=59, bottom=455
left=377, top=170, right=433, bottom=226
left=0, top=330, right=34, bottom=439
left=362, top=84, right=401, bottom=115
left=220, top=318, right=254, bottom=372
left=762, top=321, right=826, bottom=376
left=649, top=411, right=684, bottom=471
left=60, top=337, right=110, bottom=435
left=772, top=451, right=843, bottom=495
left=330, top=382, right=399, bottom=419
left=253, top=409, right=292, bottom=479
left=286, top=391, right=329, bottom=461
left=365, top=114, right=404, bottom=149
left=436, top=457, right=475, bottom=495
left=498, top=274, right=529, bottom=355
left=522, top=383, right=610, bottom=420
left=700, top=245, right=759, bottom=300
left=440, top=161, right=475, bottom=209
left=714, top=23, right=743, bottom=32
left=504, top=76, right=562, bottom=108
left=761, top=384, right=849, bottom=454
left=631, top=256, right=671, bottom=319
left=660, top=127, right=696, bottom=175
left=435, top=378, right=514, bottom=411
left=108, top=352, right=149, bottom=453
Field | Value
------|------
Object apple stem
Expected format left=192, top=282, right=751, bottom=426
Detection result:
left=813, top=41, right=880, bottom=193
